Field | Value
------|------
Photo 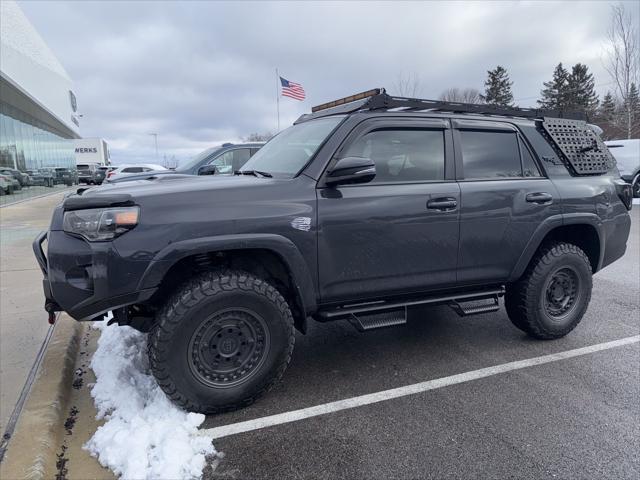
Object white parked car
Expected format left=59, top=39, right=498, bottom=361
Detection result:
left=605, top=139, right=640, bottom=198
left=106, top=164, right=168, bottom=183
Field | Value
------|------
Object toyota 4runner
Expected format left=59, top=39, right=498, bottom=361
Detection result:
left=34, top=89, right=633, bottom=414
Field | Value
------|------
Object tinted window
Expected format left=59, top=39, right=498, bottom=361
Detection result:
left=233, top=148, right=251, bottom=167
left=460, top=131, right=522, bottom=179
left=343, top=129, right=445, bottom=183
left=122, top=167, right=143, bottom=173
left=519, top=138, right=542, bottom=177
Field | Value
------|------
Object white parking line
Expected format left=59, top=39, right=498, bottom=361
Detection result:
left=199, top=335, right=640, bottom=439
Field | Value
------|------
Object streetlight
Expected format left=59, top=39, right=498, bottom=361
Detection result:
left=148, top=133, right=158, bottom=159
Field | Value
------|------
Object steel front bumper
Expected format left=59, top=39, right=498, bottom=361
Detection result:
left=33, top=231, right=156, bottom=321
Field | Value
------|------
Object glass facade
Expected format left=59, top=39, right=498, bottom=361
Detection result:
left=0, top=101, right=75, bottom=171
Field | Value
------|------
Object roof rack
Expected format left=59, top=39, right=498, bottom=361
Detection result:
left=308, top=88, right=588, bottom=121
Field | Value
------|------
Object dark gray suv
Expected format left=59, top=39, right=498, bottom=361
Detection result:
left=34, top=89, right=632, bottom=414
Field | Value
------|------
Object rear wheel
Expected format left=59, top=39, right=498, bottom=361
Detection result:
left=505, top=242, right=592, bottom=339
left=148, top=270, right=295, bottom=414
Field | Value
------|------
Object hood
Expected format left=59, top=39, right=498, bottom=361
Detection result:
left=108, top=170, right=179, bottom=183
left=62, top=174, right=287, bottom=210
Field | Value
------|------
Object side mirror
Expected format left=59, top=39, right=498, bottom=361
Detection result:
left=326, top=157, right=376, bottom=186
left=198, top=164, right=217, bottom=176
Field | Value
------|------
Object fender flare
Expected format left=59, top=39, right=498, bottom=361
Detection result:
left=137, top=233, right=317, bottom=316
left=508, top=213, right=605, bottom=282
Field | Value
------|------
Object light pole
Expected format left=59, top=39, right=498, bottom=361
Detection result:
left=148, top=133, right=158, bottom=159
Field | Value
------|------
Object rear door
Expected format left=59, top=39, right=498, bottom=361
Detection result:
left=454, top=120, right=561, bottom=285
left=317, top=117, right=460, bottom=303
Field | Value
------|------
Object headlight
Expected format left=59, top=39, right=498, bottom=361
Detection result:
left=63, top=206, right=139, bottom=241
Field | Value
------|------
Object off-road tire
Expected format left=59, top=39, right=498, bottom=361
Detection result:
left=505, top=242, right=592, bottom=339
left=148, top=270, right=295, bottom=414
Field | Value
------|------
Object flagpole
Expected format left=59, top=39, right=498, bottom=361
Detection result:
left=275, top=68, right=280, bottom=132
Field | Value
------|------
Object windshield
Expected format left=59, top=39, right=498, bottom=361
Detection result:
left=177, top=146, right=224, bottom=172
left=240, top=116, right=344, bottom=177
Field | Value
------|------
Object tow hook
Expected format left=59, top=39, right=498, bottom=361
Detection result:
left=45, top=301, right=60, bottom=325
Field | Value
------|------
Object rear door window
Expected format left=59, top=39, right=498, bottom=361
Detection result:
left=232, top=149, right=252, bottom=170
left=460, top=130, right=523, bottom=179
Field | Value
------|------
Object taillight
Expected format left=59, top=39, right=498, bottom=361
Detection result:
left=615, top=180, right=633, bottom=210
left=107, top=171, right=115, bottom=178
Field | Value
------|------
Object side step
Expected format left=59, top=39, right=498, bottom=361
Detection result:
left=450, top=296, right=500, bottom=316
left=348, top=308, right=407, bottom=332
left=316, top=286, right=505, bottom=330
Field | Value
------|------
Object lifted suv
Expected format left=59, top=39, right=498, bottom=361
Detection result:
left=34, top=89, right=633, bottom=414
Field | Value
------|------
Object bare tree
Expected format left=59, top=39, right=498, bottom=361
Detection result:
left=393, top=72, right=422, bottom=97
left=243, top=132, right=274, bottom=142
left=604, top=3, right=639, bottom=138
left=439, top=87, right=482, bottom=104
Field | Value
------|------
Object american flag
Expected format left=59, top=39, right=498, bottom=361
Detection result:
left=280, top=77, right=306, bottom=101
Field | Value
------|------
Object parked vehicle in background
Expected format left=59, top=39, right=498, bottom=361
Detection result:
left=106, top=143, right=263, bottom=184
left=35, top=89, right=632, bottom=415
left=96, top=166, right=115, bottom=185
left=0, top=169, right=22, bottom=190
left=0, top=168, right=26, bottom=189
left=606, top=139, right=640, bottom=197
left=26, top=169, right=55, bottom=187
left=0, top=175, right=15, bottom=195
left=54, top=167, right=76, bottom=186
left=105, top=164, right=167, bottom=183
left=77, top=163, right=101, bottom=185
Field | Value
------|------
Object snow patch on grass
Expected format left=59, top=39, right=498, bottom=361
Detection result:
left=84, top=322, right=216, bottom=479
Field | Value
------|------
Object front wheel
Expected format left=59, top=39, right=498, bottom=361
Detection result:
left=148, top=270, right=295, bottom=414
left=632, top=174, right=640, bottom=198
left=505, top=242, right=592, bottom=339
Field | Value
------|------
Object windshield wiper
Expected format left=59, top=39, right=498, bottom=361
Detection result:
left=235, top=169, right=273, bottom=178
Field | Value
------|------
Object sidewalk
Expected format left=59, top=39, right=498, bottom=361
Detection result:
left=0, top=192, right=68, bottom=434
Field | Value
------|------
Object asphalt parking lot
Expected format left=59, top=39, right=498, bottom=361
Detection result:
left=204, top=209, right=639, bottom=480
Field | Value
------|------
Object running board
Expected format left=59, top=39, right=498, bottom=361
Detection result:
left=348, top=308, right=408, bottom=332
left=316, top=286, right=505, bottom=326
left=450, top=296, right=500, bottom=316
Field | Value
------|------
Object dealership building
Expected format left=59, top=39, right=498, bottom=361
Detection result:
left=0, top=0, right=80, bottom=172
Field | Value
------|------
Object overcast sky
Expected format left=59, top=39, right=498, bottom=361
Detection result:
left=18, top=0, right=640, bottom=165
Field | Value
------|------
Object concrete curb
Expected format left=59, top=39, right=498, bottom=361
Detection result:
left=0, top=316, right=85, bottom=480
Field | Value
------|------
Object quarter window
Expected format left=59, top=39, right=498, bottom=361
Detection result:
left=519, top=138, right=542, bottom=177
left=460, top=130, right=523, bottom=179
left=343, top=129, right=445, bottom=183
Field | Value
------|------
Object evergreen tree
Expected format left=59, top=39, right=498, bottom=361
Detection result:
left=624, top=83, right=640, bottom=118
left=624, top=83, right=640, bottom=138
left=599, top=91, right=617, bottom=121
left=480, top=66, right=514, bottom=106
left=566, top=63, right=599, bottom=114
left=538, top=63, right=569, bottom=110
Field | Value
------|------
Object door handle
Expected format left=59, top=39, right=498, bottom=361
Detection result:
left=427, top=197, right=458, bottom=210
left=526, top=192, right=553, bottom=204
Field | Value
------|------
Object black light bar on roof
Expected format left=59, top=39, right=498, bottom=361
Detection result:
left=311, top=88, right=382, bottom=113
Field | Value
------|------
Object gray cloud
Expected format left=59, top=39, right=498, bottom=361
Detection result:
left=18, top=0, right=639, bottom=165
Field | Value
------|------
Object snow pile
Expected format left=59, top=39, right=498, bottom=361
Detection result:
left=84, top=321, right=216, bottom=479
